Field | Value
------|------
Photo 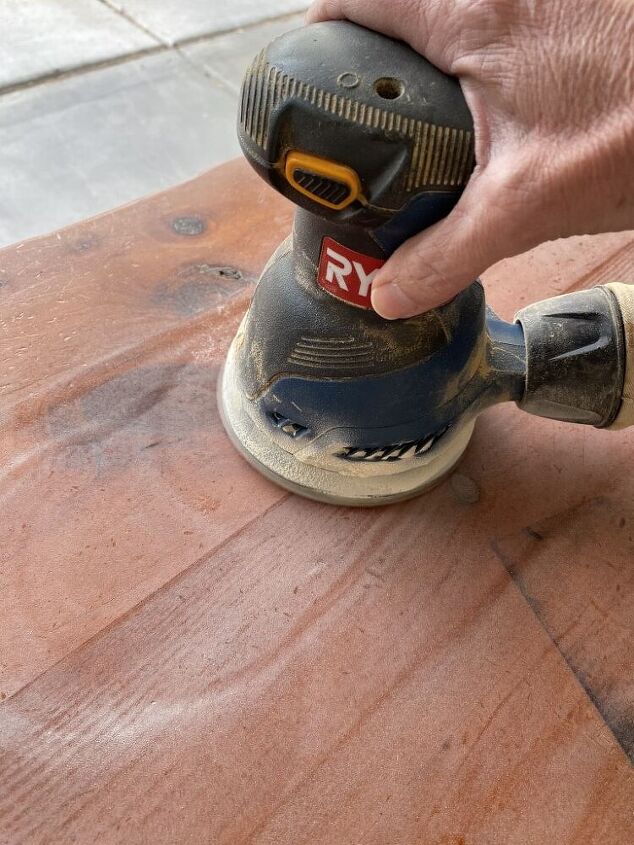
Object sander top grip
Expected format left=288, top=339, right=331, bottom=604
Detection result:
left=237, top=21, right=475, bottom=245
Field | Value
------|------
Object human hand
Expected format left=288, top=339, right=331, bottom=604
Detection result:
left=306, top=0, right=634, bottom=318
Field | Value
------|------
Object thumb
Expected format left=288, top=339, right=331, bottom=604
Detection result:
left=371, top=173, right=525, bottom=318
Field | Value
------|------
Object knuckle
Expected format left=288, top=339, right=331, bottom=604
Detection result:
left=407, top=247, right=455, bottom=290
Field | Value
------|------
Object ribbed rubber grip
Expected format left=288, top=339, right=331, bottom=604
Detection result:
left=605, top=283, right=634, bottom=429
left=237, top=22, right=475, bottom=227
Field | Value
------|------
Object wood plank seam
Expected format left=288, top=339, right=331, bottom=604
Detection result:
left=0, top=493, right=290, bottom=708
left=491, top=496, right=633, bottom=766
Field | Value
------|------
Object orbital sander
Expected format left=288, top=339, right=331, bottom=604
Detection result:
left=219, top=21, right=634, bottom=506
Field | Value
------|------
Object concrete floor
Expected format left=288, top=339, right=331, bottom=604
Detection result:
left=0, top=0, right=309, bottom=247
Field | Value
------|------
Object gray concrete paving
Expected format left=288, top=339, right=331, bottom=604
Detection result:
left=0, top=51, right=239, bottom=247
left=0, top=5, right=307, bottom=247
left=0, top=0, right=158, bottom=90
left=183, top=13, right=304, bottom=95
left=106, top=0, right=310, bottom=45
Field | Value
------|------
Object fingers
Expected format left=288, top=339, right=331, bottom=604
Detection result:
left=306, top=0, right=415, bottom=43
left=370, top=171, right=533, bottom=318
left=370, top=218, right=494, bottom=319
left=305, top=0, right=346, bottom=23
left=306, top=0, right=444, bottom=66
left=306, top=0, right=397, bottom=29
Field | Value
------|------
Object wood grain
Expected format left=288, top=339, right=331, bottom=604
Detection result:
left=1, top=159, right=633, bottom=843
left=493, top=496, right=634, bottom=759
left=0, top=161, right=292, bottom=699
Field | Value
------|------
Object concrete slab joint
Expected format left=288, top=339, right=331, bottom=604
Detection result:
left=0, top=1, right=308, bottom=246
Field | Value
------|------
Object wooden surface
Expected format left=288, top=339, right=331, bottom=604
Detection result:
left=1, top=159, right=633, bottom=844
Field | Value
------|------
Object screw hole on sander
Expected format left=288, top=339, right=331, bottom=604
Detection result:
left=374, top=77, right=404, bottom=99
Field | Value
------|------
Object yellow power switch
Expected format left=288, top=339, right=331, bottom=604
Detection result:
left=285, top=151, right=363, bottom=211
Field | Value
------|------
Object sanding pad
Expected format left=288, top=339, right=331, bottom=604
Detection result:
left=219, top=339, right=475, bottom=507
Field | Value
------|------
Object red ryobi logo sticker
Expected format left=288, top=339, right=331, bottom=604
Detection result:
left=317, top=237, right=385, bottom=310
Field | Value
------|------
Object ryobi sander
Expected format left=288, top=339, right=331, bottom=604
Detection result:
left=219, top=21, right=634, bottom=506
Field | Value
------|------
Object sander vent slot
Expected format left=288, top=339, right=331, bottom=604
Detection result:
left=289, top=336, right=374, bottom=369
left=292, top=169, right=352, bottom=206
left=270, top=412, right=308, bottom=438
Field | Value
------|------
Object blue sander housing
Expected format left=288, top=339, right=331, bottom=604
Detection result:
left=219, top=21, right=632, bottom=506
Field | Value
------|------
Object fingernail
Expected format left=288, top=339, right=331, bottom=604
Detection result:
left=371, top=282, right=420, bottom=320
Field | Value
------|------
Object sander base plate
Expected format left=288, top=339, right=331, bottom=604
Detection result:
left=219, top=348, right=475, bottom=507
